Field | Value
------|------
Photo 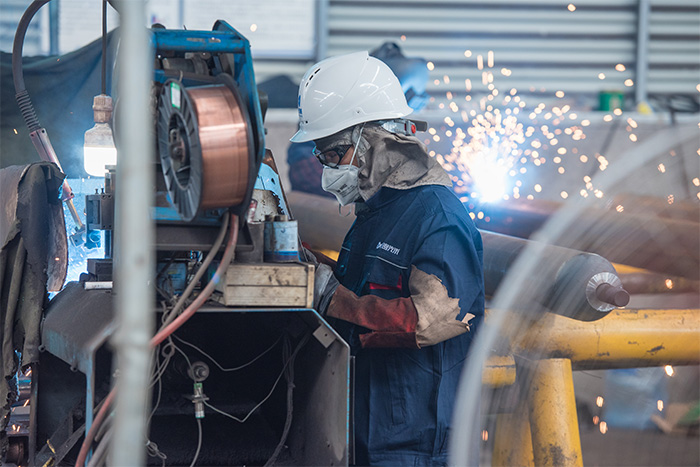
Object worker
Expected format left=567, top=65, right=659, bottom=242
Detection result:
left=286, top=41, right=429, bottom=198
left=291, top=51, right=484, bottom=466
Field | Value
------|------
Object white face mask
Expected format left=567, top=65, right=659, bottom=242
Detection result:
left=321, top=164, right=360, bottom=206
left=320, top=125, right=364, bottom=206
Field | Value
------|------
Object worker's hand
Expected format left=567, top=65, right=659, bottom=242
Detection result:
left=314, top=264, right=339, bottom=315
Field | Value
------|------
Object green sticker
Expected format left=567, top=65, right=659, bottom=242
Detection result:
left=170, top=82, right=181, bottom=109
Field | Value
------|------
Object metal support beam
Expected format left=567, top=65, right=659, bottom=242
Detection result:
left=492, top=401, right=534, bottom=467
left=635, top=0, right=651, bottom=106
left=527, top=359, right=582, bottom=467
left=109, top=0, right=155, bottom=465
left=482, top=355, right=516, bottom=388
left=512, top=309, right=700, bottom=369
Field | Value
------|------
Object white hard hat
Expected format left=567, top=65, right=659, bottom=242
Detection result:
left=290, top=51, right=413, bottom=143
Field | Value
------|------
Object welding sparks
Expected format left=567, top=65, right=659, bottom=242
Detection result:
left=692, top=177, right=700, bottom=186
left=13, top=128, right=18, bottom=135
left=624, top=79, right=634, bottom=87
left=599, top=421, right=608, bottom=434
left=249, top=24, right=257, bottom=32
left=665, top=279, right=674, bottom=289
left=665, top=365, right=674, bottom=376
left=422, top=48, right=635, bottom=205
left=567, top=3, right=576, bottom=11
left=657, top=400, right=664, bottom=411
left=427, top=61, right=435, bottom=71
left=615, top=64, right=626, bottom=72
left=596, top=396, right=604, bottom=407
left=598, top=73, right=606, bottom=80
left=481, top=430, right=489, bottom=441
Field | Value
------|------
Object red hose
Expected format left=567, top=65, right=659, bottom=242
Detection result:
left=75, top=214, right=239, bottom=467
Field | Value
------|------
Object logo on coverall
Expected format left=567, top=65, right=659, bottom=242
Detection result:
left=376, top=242, right=400, bottom=255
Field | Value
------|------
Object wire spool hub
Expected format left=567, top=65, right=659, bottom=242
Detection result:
left=157, top=79, right=253, bottom=221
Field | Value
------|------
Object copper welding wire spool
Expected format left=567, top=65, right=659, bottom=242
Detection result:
left=189, top=86, right=249, bottom=209
left=158, top=81, right=252, bottom=221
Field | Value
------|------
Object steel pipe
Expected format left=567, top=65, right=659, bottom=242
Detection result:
left=482, top=231, right=628, bottom=321
left=109, top=0, right=154, bottom=466
left=471, top=198, right=699, bottom=280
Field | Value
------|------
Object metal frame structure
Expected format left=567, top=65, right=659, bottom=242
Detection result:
left=489, top=307, right=700, bottom=466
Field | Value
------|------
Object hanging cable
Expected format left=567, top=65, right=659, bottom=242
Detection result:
left=264, top=335, right=297, bottom=467
left=172, top=334, right=282, bottom=372
left=189, top=418, right=203, bottom=467
left=75, top=214, right=239, bottom=467
left=201, top=333, right=310, bottom=425
left=12, top=0, right=50, bottom=131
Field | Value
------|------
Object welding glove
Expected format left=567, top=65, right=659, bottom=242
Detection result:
left=313, top=264, right=340, bottom=315
left=321, top=266, right=476, bottom=349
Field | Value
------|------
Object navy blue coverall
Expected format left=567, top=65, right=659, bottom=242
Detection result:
left=331, top=184, right=484, bottom=466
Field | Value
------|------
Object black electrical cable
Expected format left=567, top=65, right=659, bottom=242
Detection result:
left=101, top=0, right=107, bottom=95
left=189, top=418, right=203, bottom=467
left=12, top=0, right=51, bottom=132
left=264, top=335, right=301, bottom=467
left=173, top=334, right=283, bottom=372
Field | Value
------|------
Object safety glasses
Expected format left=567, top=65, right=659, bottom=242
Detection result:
left=312, top=144, right=353, bottom=168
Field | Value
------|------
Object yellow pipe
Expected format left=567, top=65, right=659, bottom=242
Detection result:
left=527, top=358, right=583, bottom=467
left=512, top=309, right=700, bottom=369
left=612, top=263, right=647, bottom=274
left=482, top=355, right=516, bottom=387
left=492, top=401, right=534, bottom=467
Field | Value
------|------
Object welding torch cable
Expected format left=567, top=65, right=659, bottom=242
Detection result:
left=85, top=425, right=113, bottom=467
left=75, top=213, right=239, bottom=467
left=160, top=211, right=230, bottom=328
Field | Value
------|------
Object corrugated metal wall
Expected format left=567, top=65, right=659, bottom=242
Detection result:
left=255, top=0, right=699, bottom=109
left=2, top=1, right=698, bottom=107
left=648, top=0, right=700, bottom=95
left=0, top=0, right=49, bottom=57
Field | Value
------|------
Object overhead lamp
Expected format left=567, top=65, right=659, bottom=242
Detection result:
left=84, top=94, right=117, bottom=177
